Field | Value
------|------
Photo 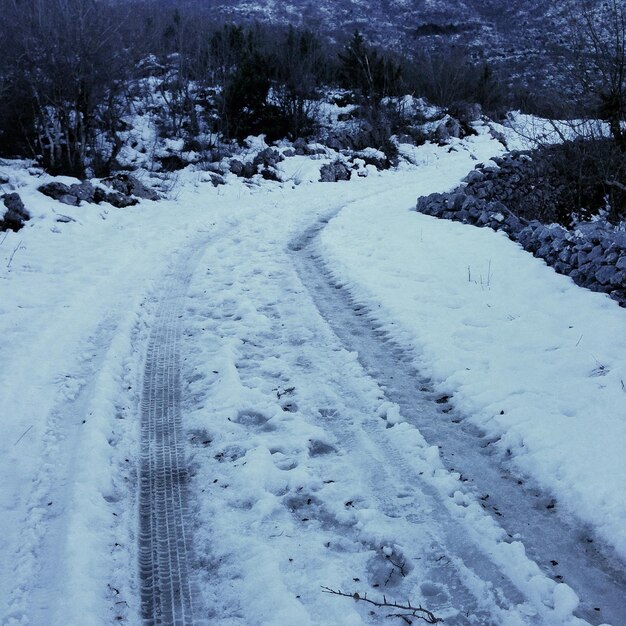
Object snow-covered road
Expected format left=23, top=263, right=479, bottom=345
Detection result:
left=1, top=130, right=625, bottom=626
left=294, top=224, right=626, bottom=625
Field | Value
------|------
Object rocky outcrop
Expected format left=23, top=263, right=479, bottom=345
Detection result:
left=416, top=163, right=626, bottom=306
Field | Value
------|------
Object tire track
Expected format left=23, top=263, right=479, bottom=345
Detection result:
left=139, top=262, right=198, bottom=626
left=291, top=219, right=626, bottom=626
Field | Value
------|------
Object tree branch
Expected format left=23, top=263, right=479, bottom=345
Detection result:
left=321, top=587, right=442, bottom=624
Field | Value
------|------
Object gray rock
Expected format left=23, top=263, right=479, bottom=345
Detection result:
left=293, top=138, right=308, bottom=155
left=615, top=255, right=626, bottom=271
left=209, top=174, right=226, bottom=187
left=456, top=209, right=470, bottom=222
left=228, top=159, right=256, bottom=178
left=461, top=195, right=479, bottom=211
left=158, top=154, right=188, bottom=172
left=57, top=194, right=81, bottom=207
left=124, top=175, right=160, bottom=201
left=260, top=167, right=280, bottom=181
left=577, top=250, right=590, bottom=266
left=39, top=181, right=72, bottom=200
left=3, top=192, right=27, bottom=216
left=102, top=173, right=160, bottom=201
left=589, top=245, right=605, bottom=262
left=1, top=193, right=30, bottom=231
left=451, top=192, right=466, bottom=211
left=504, top=214, right=521, bottom=231
left=320, top=161, right=351, bottom=183
left=69, top=181, right=96, bottom=203
left=477, top=211, right=491, bottom=225
left=228, top=159, right=244, bottom=176
left=535, top=226, right=552, bottom=242
left=94, top=187, right=138, bottom=208
left=445, top=117, right=462, bottom=139
left=356, top=150, right=388, bottom=171
left=435, top=122, right=449, bottom=144
left=475, top=186, right=490, bottom=200
left=595, top=266, right=615, bottom=285
left=558, top=248, right=571, bottom=263
left=456, top=102, right=482, bottom=122
left=537, top=244, right=551, bottom=258
left=253, top=148, right=284, bottom=170
left=102, top=174, right=130, bottom=196
left=465, top=170, right=484, bottom=184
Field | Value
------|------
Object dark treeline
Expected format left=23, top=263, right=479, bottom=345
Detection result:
left=1, top=0, right=625, bottom=222
left=0, top=0, right=507, bottom=177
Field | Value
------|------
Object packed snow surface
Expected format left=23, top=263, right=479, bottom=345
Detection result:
left=0, top=126, right=623, bottom=626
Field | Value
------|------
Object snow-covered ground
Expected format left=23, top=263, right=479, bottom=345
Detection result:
left=0, top=126, right=623, bottom=625
left=318, top=161, right=626, bottom=563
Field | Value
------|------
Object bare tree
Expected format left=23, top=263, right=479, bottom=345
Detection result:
left=0, top=0, right=131, bottom=176
left=271, top=26, right=326, bottom=138
left=568, top=0, right=626, bottom=149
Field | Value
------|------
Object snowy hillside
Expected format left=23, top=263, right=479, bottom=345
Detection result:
left=1, top=125, right=625, bottom=625
left=193, top=0, right=575, bottom=67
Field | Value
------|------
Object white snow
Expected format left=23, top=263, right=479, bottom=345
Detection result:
left=318, top=143, right=626, bottom=563
left=0, top=123, right=622, bottom=626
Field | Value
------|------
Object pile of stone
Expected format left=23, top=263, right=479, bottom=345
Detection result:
left=460, top=151, right=572, bottom=224
left=38, top=174, right=160, bottom=208
left=416, top=158, right=626, bottom=307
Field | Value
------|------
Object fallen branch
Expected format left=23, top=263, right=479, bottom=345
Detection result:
left=6, top=239, right=23, bottom=268
left=321, top=587, right=441, bottom=624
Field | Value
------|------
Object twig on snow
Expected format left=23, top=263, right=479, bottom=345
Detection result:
left=321, top=586, right=442, bottom=624
left=387, top=556, right=407, bottom=577
left=384, top=555, right=407, bottom=586
left=6, top=239, right=23, bottom=268
left=13, top=424, right=33, bottom=446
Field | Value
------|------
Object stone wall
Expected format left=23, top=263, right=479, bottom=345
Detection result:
left=416, top=155, right=626, bottom=307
